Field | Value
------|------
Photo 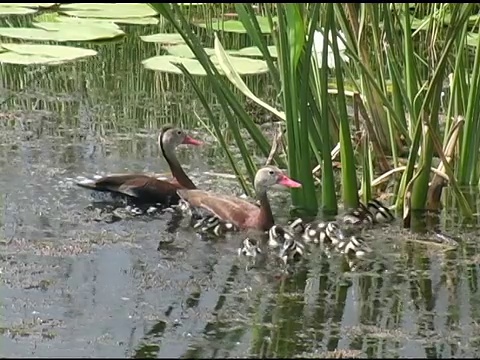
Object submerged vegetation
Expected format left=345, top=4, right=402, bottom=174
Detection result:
left=0, top=3, right=480, bottom=229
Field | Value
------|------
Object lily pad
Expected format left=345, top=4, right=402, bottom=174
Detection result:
left=230, top=45, right=277, bottom=59
left=0, top=44, right=97, bottom=65
left=0, top=3, right=55, bottom=15
left=210, top=55, right=269, bottom=75
left=59, top=3, right=157, bottom=19
left=0, top=21, right=124, bottom=42
left=35, top=13, right=159, bottom=25
left=0, top=5, right=37, bottom=15
left=140, top=33, right=185, bottom=45
left=466, top=32, right=480, bottom=47
left=195, top=16, right=274, bottom=34
left=142, top=54, right=269, bottom=76
left=164, top=44, right=215, bottom=58
left=93, top=17, right=158, bottom=25
left=142, top=55, right=207, bottom=76
left=3, top=3, right=56, bottom=8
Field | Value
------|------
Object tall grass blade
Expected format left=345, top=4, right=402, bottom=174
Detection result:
left=328, top=4, right=359, bottom=209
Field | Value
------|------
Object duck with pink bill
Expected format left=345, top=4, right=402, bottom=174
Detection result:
left=75, top=125, right=203, bottom=207
left=177, top=166, right=302, bottom=235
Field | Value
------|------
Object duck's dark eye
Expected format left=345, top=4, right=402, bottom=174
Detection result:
left=177, top=130, right=182, bottom=135
left=268, top=170, right=275, bottom=175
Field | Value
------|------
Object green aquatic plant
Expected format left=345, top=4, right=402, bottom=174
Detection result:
left=144, top=3, right=480, bottom=223
left=0, top=3, right=160, bottom=65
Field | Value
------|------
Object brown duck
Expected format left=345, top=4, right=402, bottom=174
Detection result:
left=76, top=125, right=202, bottom=206
left=177, top=166, right=302, bottom=232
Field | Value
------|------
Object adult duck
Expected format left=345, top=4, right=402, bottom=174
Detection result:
left=177, top=166, right=302, bottom=234
left=76, top=125, right=202, bottom=206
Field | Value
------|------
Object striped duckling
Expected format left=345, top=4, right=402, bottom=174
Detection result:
left=341, top=199, right=394, bottom=227
left=236, top=224, right=305, bottom=265
left=278, top=234, right=306, bottom=264
left=190, top=214, right=238, bottom=236
left=366, top=199, right=395, bottom=224
left=268, top=224, right=306, bottom=264
left=342, top=202, right=375, bottom=226
left=336, top=235, right=373, bottom=259
left=237, top=237, right=262, bottom=258
left=292, top=219, right=347, bottom=248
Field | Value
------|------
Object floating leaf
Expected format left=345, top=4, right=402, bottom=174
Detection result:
left=59, top=3, right=157, bottom=19
left=35, top=13, right=159, bottom=25
left=34, top=20, right=121, bottom=32
left=142, top=55, right=207, bottom=76
left=466, top=32, right=480, bottom=47
left=211, top=55, right=269, bottom=75
left=0, top=44, right=97, bottom=65
left=142, top=54, right=269, bottom=76
left=140, top=33, right=185, bottom=45
left=195, top=16, right=273, bottom=34
left=3, top=3, right=56, bottom=8
left=0, top=5, right=38, bottom=15
left=93, top=17, right=158, bottom=25
left=230, top=45, right=278, bottom=59
left=164, top=44, right=215, bottom=58
left=0, top=22, right=124, bottom=42
left=0, top=3, right=56, bottom=15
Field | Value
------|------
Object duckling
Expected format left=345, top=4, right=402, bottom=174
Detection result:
left=337, top=235, right=373, bottom=258
left=287, top=217, right=307, bottom=234
left=341, top=199, right=394, bottom=226
left=267, top=224, right=297, bottom=249
left=237, top=237, right=262, bottom=258
left=341, top=202, right=375, bottom=226
left=300, top=220, right=346, bottom=247
left=366, top=199, right=395, bottom=223
left=278, top=235, right=306, bottom=265
left=192, top=215, right=237, bottom=236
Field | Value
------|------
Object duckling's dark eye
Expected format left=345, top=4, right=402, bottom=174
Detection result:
left=177, top=130, right=182, bottom=135
left=268, top=170, right=275, bottom=175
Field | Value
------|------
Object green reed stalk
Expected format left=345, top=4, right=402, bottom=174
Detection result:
left=273, top=4, right=318, bottom=215
left=174, top=63, right=250, bottom=193
left=458, top=21, right=480, bottom=185
left=149, top=4, right=283, bottom=196
left=361, top=130, right=373, bottom=204
left=444, top=24, right=469, bottom=144
left=334, top=5, right=410, bottom=141
left=309, top=27, right=337, bottom=214
left=327, top=4, right=359, bottom=209
left=410, top=4, right=474, bottom=211
left=235, top=4, right=281, bottom=93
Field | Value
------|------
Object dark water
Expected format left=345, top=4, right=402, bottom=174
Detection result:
left=2, top=25, right=480, bottom=360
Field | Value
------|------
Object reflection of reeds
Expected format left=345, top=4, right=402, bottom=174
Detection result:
left=295, top=349, right=363, bottom=358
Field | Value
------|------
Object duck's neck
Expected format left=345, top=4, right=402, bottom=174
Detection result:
left=161, top=141, right=196, bottom=189
left=256, top=188, right=274, bottom=230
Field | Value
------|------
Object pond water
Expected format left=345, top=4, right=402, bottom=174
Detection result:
left=2, top=22, right=480, bottom=360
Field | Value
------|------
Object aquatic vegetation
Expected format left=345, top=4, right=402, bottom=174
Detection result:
left=146, top=3, right=480, bottom=228
left=0, top=2, right=479, bottom=224
left=0, top=3, right=157, bottom=65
